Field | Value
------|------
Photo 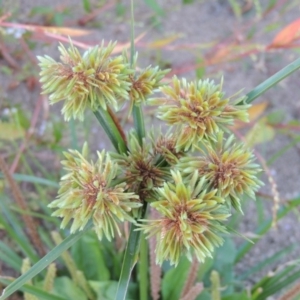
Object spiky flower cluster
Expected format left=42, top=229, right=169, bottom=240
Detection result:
left=111, top=132, right=171, bottom=201
left=38, top=42, right=166, bottom=121
left=43, top=41, right=263, bottom=267
left=49, top=143, right=141, bottom=241
left=178, top=133, right=263, bottom=212
left=149, top=76, right=249, bottom=151
left=138, top=171, right=230, bottom=266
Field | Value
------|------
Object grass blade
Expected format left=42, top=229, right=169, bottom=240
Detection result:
left=0, top=278, right=67, bottom=300
left=235, top=197, right=300, bottom=263
left=0, top=241, right=22, bottom=271
left=0, top=224, right=92, bottom=300
left=244, top=57, right=300, bottom=104
left=0, top=172, right=59, bottom=188
left=238, top=244, right=296, bottom=280
left=0, top=197, right=39, bottom=262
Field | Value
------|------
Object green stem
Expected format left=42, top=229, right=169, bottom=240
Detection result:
left=132, top=105, right=145, bottom=145
left=139, top=234, right=148, bottom=300
left=93, top=108, right=127, bottom=154
left=235, top=196, right=300, bottom=263
left=129, top=0, right=145, bottom=145
left=244, top=57, right=300, bottom=104
left=115, top=223, right=142, bottom=300
left=115, top=203, right=147, bottom=300
left=115, top=1, right=147, bottom=299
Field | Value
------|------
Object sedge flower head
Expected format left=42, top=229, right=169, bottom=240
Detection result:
left=178, top=133, right=263, bottom=212
left=149, top=76, right=249, bottom=151
left=150, top=129, right=185, bottom=165
left=138, top=170, right=230, bottom=266
left=111, top=132, right=171, bottom=201
left=125, top=53, right=168, bottom=112
left=48, top=143, right=141, bottom=241
left=38, top=41, right=132, bottom=121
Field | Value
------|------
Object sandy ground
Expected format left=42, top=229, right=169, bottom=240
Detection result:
left=1, top=0, right=300, bottom=295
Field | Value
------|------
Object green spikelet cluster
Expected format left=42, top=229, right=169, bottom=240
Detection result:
left=48, top=143, right=141, bottom=241
left=138, top=171, right=230, bottom=266
left=38, top=41, right=132, bottom=120
left=42, top=41, right=263, bottom=267
left=149, top=76, right=249, bottom=151
left=178, top=132, right=263, bottom=212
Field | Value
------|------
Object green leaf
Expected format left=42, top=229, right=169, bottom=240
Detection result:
left=197, top=257, right=213, bottom=281
left=214, top=238, right=236, bottom=266
left=71, top=233, right=110, bottom=281
left=82, top=0, right=91, bottom=12
left=0, top=241, right=22, bottom=271
left=0, top=197, right=39, bottom=262
left=222, top=291, right=251, bottom=300
left=0, top=224, right=92, bottom=300
left=195, top=57, right=206, bottom=79
left=0, top=278, right=67, bottom=300
left=243, top=56, right=300, bottom=104
left=162, top=257, right=191, bottom=300
left=245, top=117, right=275, bottom=147
left=195, top=290, right=211, bottom=300
left=89, top=280, right=138, bottom=300
left=143, top=0, right=164, bottom=16
left=0, top=173, right=59, bottom=188
left=266, top=110, right=285, bottom=125
left=236, top=197, right=300, bottom=263
left=212, top=238, right=236, bottom=295
left=52, top=277, right=87, bottom=300
left=238, top=244, right=296, bottom=280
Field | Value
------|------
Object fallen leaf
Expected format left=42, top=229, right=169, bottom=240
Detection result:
left=270, top=18, right=300, bottom=47
left=0, top=122, right=25, bottom=140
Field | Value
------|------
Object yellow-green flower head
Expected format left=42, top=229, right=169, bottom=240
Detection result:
left=123, top=53, right=168, bottom=111
left=150, top=129, right=185, bottom=165
left=48, top=143, right=141, bottom=241
left=149, top=76, right=249, bottom=151
left=178, top=133, right=263, bottom=212
left=38, top=41, right=132, bottom=121
left=111, top=132, right=171, bottom=201
left=138, top=171, right=230, bottom=266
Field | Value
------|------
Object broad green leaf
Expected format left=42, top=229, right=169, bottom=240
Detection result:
left=162, top=257, right=191, bottom=300
left=52, top=277, right=87, bottom=300
left=71, top=233, right=110, bottom=281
